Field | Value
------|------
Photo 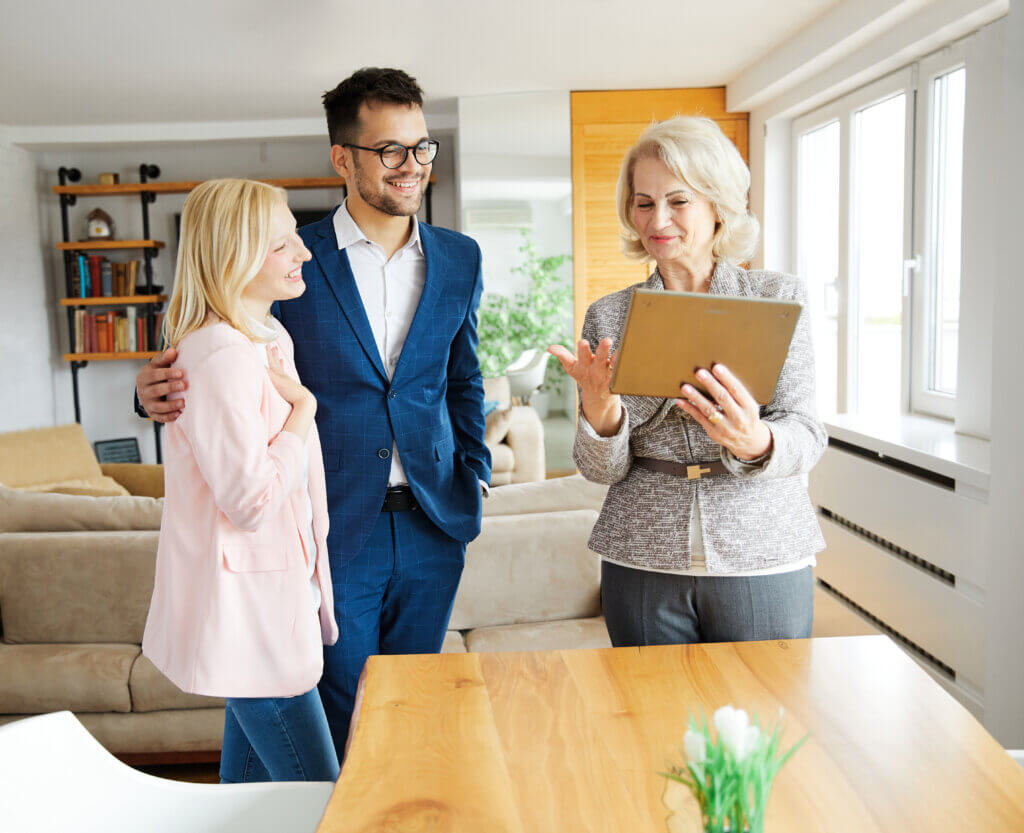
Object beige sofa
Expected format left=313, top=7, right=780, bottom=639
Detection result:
left=0, top=487, right=224, bottom=761
left=482, top=376, right=545, bottom=485
left=0, top=475, right=611, bottom=760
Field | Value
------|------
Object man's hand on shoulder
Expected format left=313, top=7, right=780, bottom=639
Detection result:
left=137, top=348, right=186, bottom=423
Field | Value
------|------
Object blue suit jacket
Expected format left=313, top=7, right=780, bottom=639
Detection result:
left=272, top=209, right=491, bottom=565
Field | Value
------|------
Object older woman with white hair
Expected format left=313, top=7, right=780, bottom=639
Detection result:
left=550, top=116, right=826, bottom=647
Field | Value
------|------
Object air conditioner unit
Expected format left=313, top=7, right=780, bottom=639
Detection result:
left=463, top=203, right=533, bottom=229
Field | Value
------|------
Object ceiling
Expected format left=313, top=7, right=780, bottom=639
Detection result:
left=0, top=0, right=839, bottom=128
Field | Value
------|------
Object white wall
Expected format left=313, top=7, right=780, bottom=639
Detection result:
left=25, top=128, right=457, bottom=463
left=0, top=129, right=55, bottom=433
left=983, top=0, right=1024, bottom=747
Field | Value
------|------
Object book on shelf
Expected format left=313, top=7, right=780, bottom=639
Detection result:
left=88, top=255, right=102, bottom=298
left=72, top=306, right=161, bottom=354
left=100, top=260, right=113, bottom=296
left=126, top=307, right=138, bottom=351
left=78, top=254, right=90, bottom=297
left=70, top=258, right=81, bottom=298
left=65, top=257, right=144, bottom=301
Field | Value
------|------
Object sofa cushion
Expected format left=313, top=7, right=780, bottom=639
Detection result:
left=483, top=473, right=608, bottom=517
left=488, top=443, right=515, bottom=474
left=0, top=486, right=163, bottom=533
left=449, top=509, right=601, bottom=631
left=99, top=463, right=165, bottom=499
left=0, top=643, right=137, bottom=714
left=0, top=531, right=157, bottom=644
left=20, top=476, right=130, bottom=498
left=441, top=630, right=466, bottom=653
left=129, top=655, right=225, bottom=713
left=464, top=617, right=611, bottom=653
left=0, top=423, right=103, bottom=489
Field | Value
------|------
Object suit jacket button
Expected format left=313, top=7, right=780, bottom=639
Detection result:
left=388, top=389, right=397, bottom=400
left=377, top=448, right=391, bottom=460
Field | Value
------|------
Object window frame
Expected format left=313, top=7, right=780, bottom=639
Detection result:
left=793, top=67, right=916, bottom=417
left=910, top=43, right=968, bottom=419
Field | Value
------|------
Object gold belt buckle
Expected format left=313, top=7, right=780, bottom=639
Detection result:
left=686, top=464, right=711, bottom=480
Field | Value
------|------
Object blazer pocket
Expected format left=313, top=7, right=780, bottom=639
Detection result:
left=433, top=435, right=455, bottom=462
left=222, top=548, right=289, bottom=573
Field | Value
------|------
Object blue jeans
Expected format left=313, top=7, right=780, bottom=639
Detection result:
left=601, top=561, right=814, bottom=647
left=219, top=687, right=339, bottom=783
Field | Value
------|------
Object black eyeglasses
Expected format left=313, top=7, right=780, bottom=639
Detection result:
left=342, top=139, right=439, bottom=169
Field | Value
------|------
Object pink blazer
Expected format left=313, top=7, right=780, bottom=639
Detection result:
left=142, top=319, right=338, bottom=698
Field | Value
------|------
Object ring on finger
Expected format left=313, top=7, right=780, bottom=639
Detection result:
left=708, top=409, right=723, bottom=425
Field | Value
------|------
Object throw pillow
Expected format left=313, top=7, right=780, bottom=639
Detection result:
left=0, top=485, right=163, bottom=533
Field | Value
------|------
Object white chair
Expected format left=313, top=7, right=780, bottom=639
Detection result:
left=506, top=348, right=551, bottom=404
left=0, top=712, right=334, bottom=833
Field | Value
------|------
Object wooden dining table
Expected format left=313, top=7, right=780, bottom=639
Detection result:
left=316, top=635, right=1024, bottom=832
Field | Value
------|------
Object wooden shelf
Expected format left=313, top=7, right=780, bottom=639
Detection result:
left=60, top=295, right=166, bottom=307
left=63, top=352, right=159, bottom=362
left=58, top=240, right=165, bottom=252
left=52, top=175, right=436, bottom=196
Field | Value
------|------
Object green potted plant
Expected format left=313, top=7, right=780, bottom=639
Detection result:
left=662, top=705, right=807, bottom=833
left=476, top=230, right=572, bottom=416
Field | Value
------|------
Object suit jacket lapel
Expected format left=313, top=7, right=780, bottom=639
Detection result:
left=391, top=223, right=444, bottom=383
left=309, top=217, right=389, bottom=382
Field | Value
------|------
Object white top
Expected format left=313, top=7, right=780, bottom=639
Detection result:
left=333, top=201, right=425, bottom=487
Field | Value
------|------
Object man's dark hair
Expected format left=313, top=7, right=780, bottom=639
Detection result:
left=322, top=68, right=424, bottom=147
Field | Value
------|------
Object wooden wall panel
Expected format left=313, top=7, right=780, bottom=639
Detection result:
left=570, top=88, right=749, bottom=341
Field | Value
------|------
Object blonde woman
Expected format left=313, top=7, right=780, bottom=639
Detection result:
left=142, top=179, right=340, bottom=782
left=551, top=116, right=826, bottom=647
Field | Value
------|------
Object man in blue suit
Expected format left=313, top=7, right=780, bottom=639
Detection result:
left=136, top=68, right=490, bottom=762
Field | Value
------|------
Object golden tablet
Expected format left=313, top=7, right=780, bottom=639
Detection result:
left=609, top=289, right=801, bottom=404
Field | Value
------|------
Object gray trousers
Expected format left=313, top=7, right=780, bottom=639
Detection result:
left=601, top=561, right=814, bottom=647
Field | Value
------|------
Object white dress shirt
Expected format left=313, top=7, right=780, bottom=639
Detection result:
left=333, top=201, right=424, bottom=486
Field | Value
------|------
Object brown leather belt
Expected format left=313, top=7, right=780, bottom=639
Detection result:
left=635, top=456, right=729, bottom=480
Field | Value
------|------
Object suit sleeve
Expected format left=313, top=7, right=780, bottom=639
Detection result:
left=178, top=343, right=306, bottom=532
left=446, top=244, right=492, bottom=485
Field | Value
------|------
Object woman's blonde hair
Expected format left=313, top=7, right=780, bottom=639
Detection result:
left=616, top=115, right=760, bottom=265
left=164, top=178, right=287, bottom=347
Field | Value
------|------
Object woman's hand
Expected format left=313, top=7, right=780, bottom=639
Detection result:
left=676, top=363, right=772, bottom=461
left=267, top=347, right=317, bottom=440
left=267, top=348, right=313, bottom=407
left=549, top=338, right=623, bottom=437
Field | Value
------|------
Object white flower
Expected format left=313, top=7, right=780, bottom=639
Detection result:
left=683, top=729, right=707, bottom=763
left=713, top=706, right=760, bottom=761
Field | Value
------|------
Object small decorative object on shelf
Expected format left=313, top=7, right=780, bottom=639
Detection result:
left=97, top=173, right=120, bottom=186
left=661, top=705, right=807, bottom=833
left=85, top=207, right=116, bottom=240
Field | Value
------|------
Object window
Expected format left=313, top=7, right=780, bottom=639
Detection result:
left=913, top=56, right=966, bottom=414
left=797, top=121, right=840, bottom=415
left=794, top=45, right=967, bottom=420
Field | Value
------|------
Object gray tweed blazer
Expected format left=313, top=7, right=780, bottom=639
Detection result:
left=573, top=261, right=826, bottom=572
